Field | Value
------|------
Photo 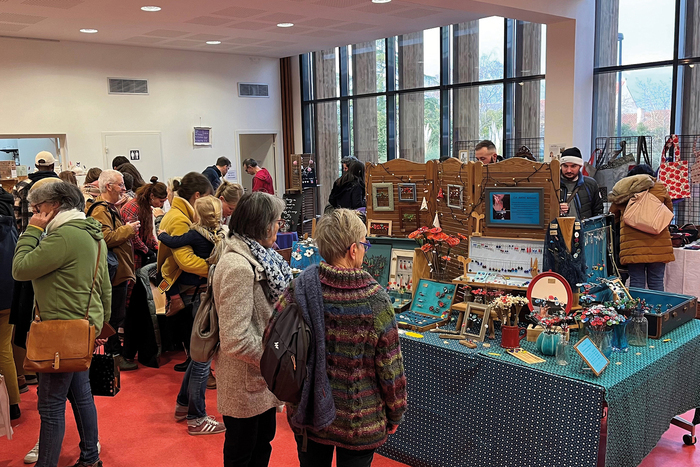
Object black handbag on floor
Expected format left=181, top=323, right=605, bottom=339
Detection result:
left=89, top=348, right=120, bottom=397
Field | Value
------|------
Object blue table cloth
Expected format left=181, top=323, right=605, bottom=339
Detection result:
left=275, top=231, right=298, bottom=249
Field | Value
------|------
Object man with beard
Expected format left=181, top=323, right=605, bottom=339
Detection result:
left=559, top=147, right=603, bottom=220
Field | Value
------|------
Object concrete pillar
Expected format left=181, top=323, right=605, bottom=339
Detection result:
left=398, top=32, right=425, bottom=162
left=352, top=42, right=379, bottom=163
left=453, top=21, right=480, bottom=153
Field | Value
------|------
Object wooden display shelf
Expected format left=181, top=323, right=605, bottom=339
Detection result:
left=452, top=277, right=530, bottom=292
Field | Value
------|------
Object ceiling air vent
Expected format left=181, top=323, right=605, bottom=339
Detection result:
left=108, top=78, right=149, bottom=95
left=238, top=82, right=269, bottom=98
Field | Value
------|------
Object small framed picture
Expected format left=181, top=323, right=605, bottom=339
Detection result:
left=193, top=127, right=212, bottom=146
left=458, top=149, right=470, bottom=163
left=447, top=184, right=463, bottom=209
left=398, top=183, right=417, bottom=202
left=459, top=302, right=491, bottom=342
left=368, top=219, right=392, bottom=237
left=399, top=206, right=420, bottom=233
left=372, top=183, right=394, bottom=212
left=389, top=249, right=414, bottom=290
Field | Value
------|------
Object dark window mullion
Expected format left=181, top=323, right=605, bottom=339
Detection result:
left=503, top=18, right=514, bottom=155
left=669, top=0, right=682, bottom=133
left=387, top=37, right=396, bottom=160
left=440, top=26, right=450, bottom=159
left=339, top=47, right=350, bottom=157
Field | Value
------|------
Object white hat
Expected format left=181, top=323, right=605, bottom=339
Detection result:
left=35, top=151, right=56, bottom=166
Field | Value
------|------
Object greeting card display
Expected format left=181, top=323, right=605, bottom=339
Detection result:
left=658, top=135, right=690, bottom=200
left=396, top=279, right=457, bottom=332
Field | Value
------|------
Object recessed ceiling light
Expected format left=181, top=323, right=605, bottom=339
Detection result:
left=80, top=28, right=98, bottom=34
left=277, top=23, right=294, bottom=28
left=141, top=6, right=161, bottom=12
left=206, top=41, right=221, bottom=45
left=372, top=0, right=392, bottom=3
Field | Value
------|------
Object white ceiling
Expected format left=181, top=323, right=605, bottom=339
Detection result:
left=0, top=0, right=508, bottom=57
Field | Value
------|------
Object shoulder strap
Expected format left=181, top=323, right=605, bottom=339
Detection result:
left=636, top=136, right=650, bottom=165
left=87, top=201, right=117, bottom=227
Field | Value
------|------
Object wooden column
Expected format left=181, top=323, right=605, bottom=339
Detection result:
left=398, top=32, right=425, bottom=162
left=453, top=21, right=480, bottom=152
left=280, top=57, right=295, bottom=191
left=352, top=42, right=379, bottom=164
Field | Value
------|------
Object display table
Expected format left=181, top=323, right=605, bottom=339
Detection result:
left=665, top=247, right=700, bottom=298
left=378, top=321, right=700, bottom=467
left=275, top=231, right=298, bottom=249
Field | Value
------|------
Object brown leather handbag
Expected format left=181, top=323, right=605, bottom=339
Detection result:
left=24, top=242, right=101, bottom=373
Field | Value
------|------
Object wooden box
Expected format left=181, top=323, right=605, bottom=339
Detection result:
left=397, top=279, right=457, bottom=332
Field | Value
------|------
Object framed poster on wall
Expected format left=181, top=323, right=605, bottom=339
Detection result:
left=484, top=187, right=544, bottom=229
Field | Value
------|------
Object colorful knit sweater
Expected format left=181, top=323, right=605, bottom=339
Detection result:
left=274, top=261, right=408, bottom=450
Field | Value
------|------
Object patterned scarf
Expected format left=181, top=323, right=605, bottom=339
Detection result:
left=241, top=235, right=292, bottom=302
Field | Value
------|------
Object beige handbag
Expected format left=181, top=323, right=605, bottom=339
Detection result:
left=24, top=242, right=101, bottom=373
left=189, top=265, right=219, bottom=363
left=623, top=190, right=674, bottom=235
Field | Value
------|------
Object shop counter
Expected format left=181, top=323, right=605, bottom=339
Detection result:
left=378, top=321, right=700, bottom=467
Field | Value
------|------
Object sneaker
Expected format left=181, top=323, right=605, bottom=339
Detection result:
left=24, top=440, right=39, bottom=464
left=187, top=416, right=226, bottom=436
left=206, top=372, right=216, bottom=390
left=118, top=357, right=138, bottom=371
left=173, top=357, right=191, bottom=372
left=19, top=383, right=28, bottom=394
left=25, top=375, right=38, bottom=385
left=174, top=404, right=188, bottom=422
left=70, top=460, right=103, bottom=467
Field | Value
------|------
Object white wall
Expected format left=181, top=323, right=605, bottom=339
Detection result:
left=0, top=38, right=283, bottom=184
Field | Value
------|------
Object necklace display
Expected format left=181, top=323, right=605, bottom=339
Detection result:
left=583, top=226, right=608, bottom=278
left=468, top=237, right=545, bottom=277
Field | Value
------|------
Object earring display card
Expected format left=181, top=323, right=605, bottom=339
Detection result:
left=467, top=236, right=544, bottom=286
left=390, top=249, right=414, bottom=292
left=397, top=279, right=457, bottom=332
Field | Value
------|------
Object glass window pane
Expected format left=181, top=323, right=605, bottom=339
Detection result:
left=506, top=79, right=545, bottom=159
left=679, top=64, right=700, bottom=134
left=683, top=0, right=700, bottom=58
left=596, top=0, right=675, bottom=67
left=351, top=96, right=385, bottom=164
left=453, top=17, right=504, bottom=84
left=594, top=67, right=672, bottom=165
left=397, top=91, right=440, bottom=162
left=313, top=48, right=339, bottom=99
left=453, top=84, right=503, bottom=158
left=316, top=101, right=340, bottom=205
left=349, top=39, right=386, bottom=96
left=512, top=21, right=544, bottom=78
left=398, top=28, right=440, bottom=91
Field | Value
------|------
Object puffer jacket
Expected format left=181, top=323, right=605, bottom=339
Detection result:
left=609, top=176, right=675, bottom=265
left=87, top=196, right=136, bottom=286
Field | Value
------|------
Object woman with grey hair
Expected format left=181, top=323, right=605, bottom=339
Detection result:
left=213, top=192, right=292, bottom=467
left=12, top=181, right=111, bottom=467
left=270, top=208, right=407, bottom=467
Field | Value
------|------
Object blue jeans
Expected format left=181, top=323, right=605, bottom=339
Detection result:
left=176, top=359, right=211, bottom=420
left=628, top=262, right=666, bottom=291
left=36, top=370, right=99, bottom=467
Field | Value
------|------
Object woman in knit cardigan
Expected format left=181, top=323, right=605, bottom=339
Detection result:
left=271, top=209, right=407, bottom=467
left=213, top=192, right=293, bottom=467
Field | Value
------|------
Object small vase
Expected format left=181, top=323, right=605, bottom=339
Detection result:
left=627, top=311, right=648, bottom=347
left=556, top=336, right=570, bottom=366
left=587, top=326, right=613, bottom=359
left=536, top=332, right=561, bottom=356
left=611, top=321, right=629, bottom=352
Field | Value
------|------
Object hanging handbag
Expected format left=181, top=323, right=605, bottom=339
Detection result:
left=690, top=137, right=700, bottom=184
left=595, top=141, right=633, bottom=195
left=636, top=136, right=651, bottom=166
left=89, top=346, right=120, bottom=397
left=23, top=242, right=101, bottom=373
left=623, top=190, right=675, bottom=235
left=658, top=135, right=691, bottom=200
left=189, top=265, right=219, bottom=363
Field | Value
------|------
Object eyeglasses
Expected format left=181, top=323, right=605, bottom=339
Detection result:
left=347, top=240, right=371, bottom=251
left=30, top=202, right=45, bottom=214
left=276, top=220, right=285, bottom=228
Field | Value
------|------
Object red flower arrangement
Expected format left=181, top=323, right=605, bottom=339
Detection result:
left=410, top=226, right=463, bottom=279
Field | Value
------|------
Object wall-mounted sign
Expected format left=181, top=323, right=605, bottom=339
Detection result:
left=129, top=149, right=140, bottom=161
left=193, top=127, right=212, bottom=146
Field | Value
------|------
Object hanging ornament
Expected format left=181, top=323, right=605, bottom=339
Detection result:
left=433, top=213, right=441, bottom=229
left=437, top=188, right=444, bottom=200
left=421, top=197, right=428, bottom=211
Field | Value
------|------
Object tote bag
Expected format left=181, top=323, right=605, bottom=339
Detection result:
left=623, top=190, right=674, bottom=235
left=658, top=135, right=691, bottom=200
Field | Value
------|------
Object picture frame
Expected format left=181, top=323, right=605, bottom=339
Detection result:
left=574, top=336, right=610, bottom=376
left=368, top=219, right=392, bottom=237
left=389, top=249, right=414, bottom=290
left=193, top=127, right=212, bottom=146
left=398, top=183, right=417, bottom=202
left=372, top=183, right=394, bottom=212
left=362, top=243, right=392, bottom=287
left=458, top=149, right=470, bottom=163
left=457, top=302, right=491, bottom=342
left=447, top=184, right=463, bottom=209
left=399, top=206, right=420, bottom=233
left=484, top=187, right=545, bottom=229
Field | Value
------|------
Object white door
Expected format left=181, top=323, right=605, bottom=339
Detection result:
left=239, top=134, right=276, bottom=193
left=103, top=132, right=164, bottom=182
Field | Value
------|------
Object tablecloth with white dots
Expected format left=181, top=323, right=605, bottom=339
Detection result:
left=377, top=330, right=604, bottom=467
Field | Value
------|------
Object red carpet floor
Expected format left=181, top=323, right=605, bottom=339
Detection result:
left=2, top=351, right=698, bottom=466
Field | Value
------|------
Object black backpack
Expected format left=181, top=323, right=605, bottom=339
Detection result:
left=260, top=301, right=311, bottom=404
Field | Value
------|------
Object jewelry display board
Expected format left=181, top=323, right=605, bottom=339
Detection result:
left=397, top=279, right=457, bottom=332
left=390, top=249, right=414, bottom=291
left=465, top=236, right=544, bottom=287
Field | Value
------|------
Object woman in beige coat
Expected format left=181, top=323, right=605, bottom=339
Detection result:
left=213, top=192, right=292, bottom=467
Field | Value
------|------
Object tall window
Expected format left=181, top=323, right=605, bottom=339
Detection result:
left=300, top=18, right=546, bottom=203
left=592, top=0, right=700, bottom=164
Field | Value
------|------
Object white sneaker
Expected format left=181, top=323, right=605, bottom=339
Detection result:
left=187, top=416, right=226, bottom=435
left=24, top=440, right=39, bottom=464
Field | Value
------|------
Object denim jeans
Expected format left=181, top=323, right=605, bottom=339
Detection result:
left=36, top=370, right=99, bottom=467
left=628, top=262, right=666, bottom=291
left=223, top=408, right=276, bottom=467
left=175, top=290, right=209, bottom=420
left=295, top=436, right=375, bottom=467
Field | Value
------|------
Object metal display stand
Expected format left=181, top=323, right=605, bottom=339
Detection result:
left=503, top=137, right=545, bottom=161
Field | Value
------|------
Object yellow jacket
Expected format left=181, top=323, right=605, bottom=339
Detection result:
left=157, top=196, right=209, bottom=290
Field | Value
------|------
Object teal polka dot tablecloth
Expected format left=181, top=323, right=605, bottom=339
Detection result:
left=379, top=321, right=700, bottom=467
left=378, top=330, right=604, bottom=467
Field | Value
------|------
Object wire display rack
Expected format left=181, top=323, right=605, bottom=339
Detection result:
left=665, top=134, right=700, bottom=226
left=594, top=136, right=654, bottom=168
left=503, top=137, right=544, bottom=162
left=452, top=140, right=481, bottom=162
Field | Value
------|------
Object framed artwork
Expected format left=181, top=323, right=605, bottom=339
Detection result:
left=368, top=219, right=392, bottom=237
left=484, top=187, right=544, bottom=229
left=390, top=249, right=414, bottom=290
left=399, top=206, right=420, bottom=233
left=362, top=244, right=392, bottom=287
left=456, top=302, right=491, bottom=342
left=372, top=183, right=394, bottom=212
left=458, top=149, right=470, bottom=163
left=193, top=127, right=212, bottom=146
left=574, top=336, right=610, bottom=376
left=447, top=184, right=463, bottom=209
left=398, top=183, right=417, bottom=202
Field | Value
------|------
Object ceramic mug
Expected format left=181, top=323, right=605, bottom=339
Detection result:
left=500, top=325, right=526, bottom=349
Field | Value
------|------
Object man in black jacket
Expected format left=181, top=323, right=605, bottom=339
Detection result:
left=12, top=151, right=60, bottom=233
left=559, top=147, right=604, bottom=220
left=202, top=157, right=231, bottom=192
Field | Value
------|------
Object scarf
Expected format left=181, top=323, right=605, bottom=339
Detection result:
left=241, top=235, right=292, bottom=302
left=46, top=209, right=86, bottom=234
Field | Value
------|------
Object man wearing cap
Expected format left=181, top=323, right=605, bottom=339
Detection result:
left=559, top=147, right=604, bottom=220
left=12, top=151, right=60, bottom=233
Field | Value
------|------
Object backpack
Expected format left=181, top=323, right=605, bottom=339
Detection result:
left=86, top=201, right=119, bottom=282
left=189, top=265, right=219, bottom=363
left=260, top=299, right=311, bottom=404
